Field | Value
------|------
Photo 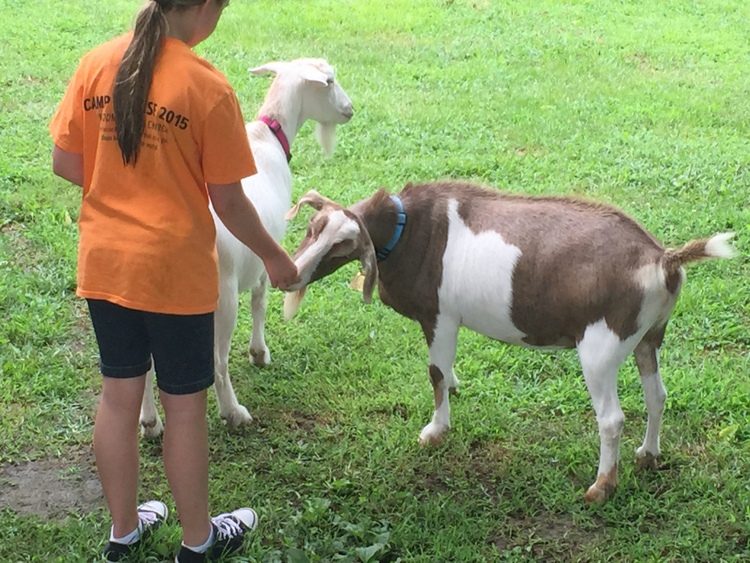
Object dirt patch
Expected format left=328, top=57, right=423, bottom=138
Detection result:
left=0, top=450, right=103, bottom=520
left=366, top=402, right=411, bottom=421
left=467, top=439, right=511, bottom=489
left=278, top=409, right=332, bottom=433
left=492, top=511, right=601, bottom=560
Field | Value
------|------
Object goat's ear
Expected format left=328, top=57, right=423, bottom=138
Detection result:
left=283, top=287, right=307, bottom=321
left=359, top=236, right=378, bottom=304
left=285, top=189, right=337, bottom=220
left=299, top=65, right=330, bottom=86
left=250, top=61, right=287, bottom=76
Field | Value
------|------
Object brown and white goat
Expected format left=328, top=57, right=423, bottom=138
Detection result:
left=283, top=181, right=736, bottom=503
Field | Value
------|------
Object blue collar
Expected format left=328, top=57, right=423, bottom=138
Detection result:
left=376, top=195, right=407, bottom=261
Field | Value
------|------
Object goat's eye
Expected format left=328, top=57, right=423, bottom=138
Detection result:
left=326, top=78, right=334, bottom=86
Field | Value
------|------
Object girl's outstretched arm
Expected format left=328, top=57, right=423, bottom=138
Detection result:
left=208, top=181, right=299, bottom=290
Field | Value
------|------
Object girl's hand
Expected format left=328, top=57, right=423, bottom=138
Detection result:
left=264, top=252, right=300, bottom=291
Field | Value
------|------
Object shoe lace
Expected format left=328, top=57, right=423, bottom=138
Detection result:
left=137, top=509, right=160, bottom=528
left=211, top=514, right=243, bottom=541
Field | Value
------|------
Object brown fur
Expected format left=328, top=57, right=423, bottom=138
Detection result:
left=662, top=239, right=716, bottom=293
left=429, top=365, right=445, bottom=411
left=663, top=239, right=710, bottom=268
left=396, top=181, right=667, bottom=344
left=352, top=186, right=450, bottom=345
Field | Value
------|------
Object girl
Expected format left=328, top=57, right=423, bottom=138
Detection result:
left=49, top=1, right=298, bottom=561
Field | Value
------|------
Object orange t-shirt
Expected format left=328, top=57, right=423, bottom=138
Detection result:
left=50, top=34, right=256, bottom=314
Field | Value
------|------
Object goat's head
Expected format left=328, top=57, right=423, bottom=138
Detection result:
left=250, top=58, right=354, bottom=156
left=283, top=190, right=377, bottom=319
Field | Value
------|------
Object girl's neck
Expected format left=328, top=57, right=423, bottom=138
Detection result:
left=164, top=4, right=209, bottom=47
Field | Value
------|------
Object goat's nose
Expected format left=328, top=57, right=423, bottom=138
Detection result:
left=342, top=105, right=354, bottom=119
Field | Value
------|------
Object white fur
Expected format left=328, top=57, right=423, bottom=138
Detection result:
left=418, top=315, right=458, bottom=444
left=140, top=59, right=352, bottom=435
left=636, top=360, right=666, bottom=459
left=438, top=199, right=526, bottom=343
left=295, top=210, right=360, bottom=287
left=576, top=320, right=632, bottom=478
left=633, top=263, right=680, bottom=330
left=705, top=232, right=737, bottom=259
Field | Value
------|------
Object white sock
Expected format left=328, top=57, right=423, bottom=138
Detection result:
left=110, top=522, right=141, bottom=545
left=182, top=525, right=214, bottom=554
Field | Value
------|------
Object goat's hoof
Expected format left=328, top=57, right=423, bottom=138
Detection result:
left=584, top=485, right=607, bottom=504
left=584, top=473, right=617, bottom=504
left=250, top=347, right=271, bottom=366
left=140, top=417, right=164, bottom=439
left=635, top=450, right=659, bottom=471
left=221, top=405, right=253, bottom=429
left=418, top=425, right=448, bottom=446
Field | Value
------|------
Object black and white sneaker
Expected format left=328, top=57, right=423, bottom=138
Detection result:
left=103, top=500, right=169, bottom=561
left=175, top=508, right=258, bottom=562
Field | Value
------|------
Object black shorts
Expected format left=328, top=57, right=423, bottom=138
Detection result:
left=86, top=299, right=214, bottom=395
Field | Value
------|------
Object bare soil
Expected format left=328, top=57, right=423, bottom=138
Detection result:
left=0, top=450, right=102, bottom=520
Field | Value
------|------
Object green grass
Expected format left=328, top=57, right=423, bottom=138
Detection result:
left=1, top=0, right=749, bottom=561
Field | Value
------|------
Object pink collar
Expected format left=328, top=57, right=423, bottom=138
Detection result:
left=259, top=116, right=292, bottom=162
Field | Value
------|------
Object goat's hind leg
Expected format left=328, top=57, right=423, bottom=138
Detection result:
left=633, top=329, right=667, bottom=470
left=577, top=322, right=632, bottom=503
left=249, top=273, right=271, bottom=366
left=418, top=317, right=459, bottom=446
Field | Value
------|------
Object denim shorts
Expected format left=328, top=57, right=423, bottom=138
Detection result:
left=86, top=299, right=214, bottom=395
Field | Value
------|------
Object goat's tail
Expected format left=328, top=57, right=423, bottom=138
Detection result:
left=662, top=232, right=737, bottom=271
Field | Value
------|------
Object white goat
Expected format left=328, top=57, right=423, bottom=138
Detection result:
left=283, top=181, right=736, bottom=503
left=139, top=59, right=353, bottom=437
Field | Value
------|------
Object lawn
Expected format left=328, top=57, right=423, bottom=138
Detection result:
left=0, top=0, right=748, bottom=561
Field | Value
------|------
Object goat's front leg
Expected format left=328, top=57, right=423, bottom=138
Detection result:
left=249, top=274, right=271, bottom=366
left=139, top=366, right=163, bottom=438
left=633, top=338, right=667, bottom=470
left=419, top=317, right=459, bottom=446
left=577, top=323, right=629, bottom=503
left=214, top=284, right=252, bottom=428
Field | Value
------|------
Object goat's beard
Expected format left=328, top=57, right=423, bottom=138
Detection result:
left=315, top=122, right=337, bottom=157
